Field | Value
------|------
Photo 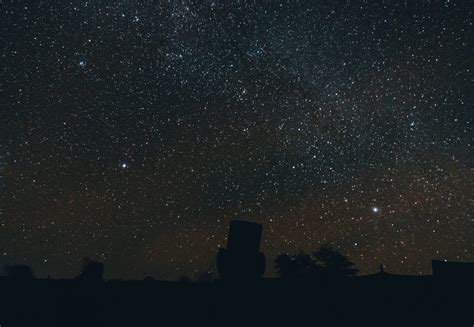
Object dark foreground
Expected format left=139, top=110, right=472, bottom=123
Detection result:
left=1, top=274, right=473, bottom=327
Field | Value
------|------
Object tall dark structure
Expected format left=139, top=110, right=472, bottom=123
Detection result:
left=216, top=220, right=265, bottom=281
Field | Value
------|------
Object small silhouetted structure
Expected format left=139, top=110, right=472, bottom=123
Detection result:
left=77, top=258, right=103, bottom=282
left=4, top=264, right=34, bottom=281
left=217, top=220, right=265, bottom=281
left=370, top=264, right=389, bottom=278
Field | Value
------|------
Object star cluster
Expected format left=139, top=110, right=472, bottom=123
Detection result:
left=1, top=1, right=473, bottom=280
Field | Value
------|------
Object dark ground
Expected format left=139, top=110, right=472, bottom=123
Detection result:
left=1, top=274, right=473, bottom=327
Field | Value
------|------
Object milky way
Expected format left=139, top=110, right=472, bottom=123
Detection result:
left=1, top=1, right=473, bottom=280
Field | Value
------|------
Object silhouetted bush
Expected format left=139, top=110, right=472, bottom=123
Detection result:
left=275, top=245, right=358, bottom=279
left=313, top=244, right=358, bottom=277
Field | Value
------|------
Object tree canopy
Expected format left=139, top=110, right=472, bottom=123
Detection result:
left=275, top=245, right=358, bottom=279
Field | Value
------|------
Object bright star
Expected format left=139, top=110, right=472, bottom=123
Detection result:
left=121, top=163, right=128, bottom=169
left=372, top=207, right=380, bottom=213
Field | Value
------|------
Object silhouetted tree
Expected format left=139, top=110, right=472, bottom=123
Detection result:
left=274, top=251, right=317, bottom=278
left=312, top=244, right=358, bottom=277
left=275, top=245, right=357, bottom=279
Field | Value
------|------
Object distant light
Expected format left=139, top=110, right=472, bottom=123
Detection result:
left=121, top=163, right=128, bottom=169
left=372, top=207, right=380, bottom=213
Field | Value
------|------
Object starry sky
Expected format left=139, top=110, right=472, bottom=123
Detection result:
left=1, top=0, right=473, bottom=280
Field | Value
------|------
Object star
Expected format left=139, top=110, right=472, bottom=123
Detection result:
left=2, top=0, right=471, bottom=281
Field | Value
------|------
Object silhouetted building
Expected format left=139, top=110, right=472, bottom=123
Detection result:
left=431, top=260, right=474, bottom=325
left=432, top=260, right=474, bottom=281
left=217, top=220, right=265, bottom=281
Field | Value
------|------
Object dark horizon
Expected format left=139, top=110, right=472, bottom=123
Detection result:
left=1, top=220, right=473, bottom=326
left=0, top=234, right=451, bottom=281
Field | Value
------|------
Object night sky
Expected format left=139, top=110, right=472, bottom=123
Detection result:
left=1, top=1, right=473, bottom=280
